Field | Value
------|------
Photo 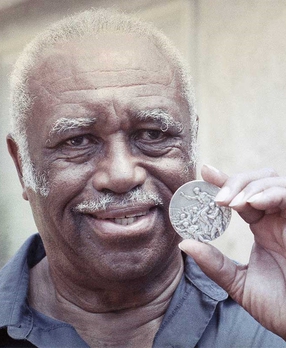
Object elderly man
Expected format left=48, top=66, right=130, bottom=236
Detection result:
left=1, top=9, right=286, bottom=347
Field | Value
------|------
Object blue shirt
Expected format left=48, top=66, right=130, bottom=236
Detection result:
left=0, top=234, right=285, bottom=347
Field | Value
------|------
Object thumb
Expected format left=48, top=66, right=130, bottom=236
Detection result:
left=179, top=239, right=245, bottom=303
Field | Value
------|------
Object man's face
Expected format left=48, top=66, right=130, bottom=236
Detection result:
left=24, top=33, right=195, bottom=285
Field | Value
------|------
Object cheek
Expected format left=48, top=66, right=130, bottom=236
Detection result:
left=46, top=161, right=94, bottom=206
left=29, top=164, right=93, bottom=246
left=147, top=155, right=196, bottom=193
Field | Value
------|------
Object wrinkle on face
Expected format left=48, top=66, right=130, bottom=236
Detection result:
left=44, top=74, right=174, bottom=95
left=30, top=33, right=175, bottom=95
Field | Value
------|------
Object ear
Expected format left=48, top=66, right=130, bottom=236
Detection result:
left=6, top=134, right=29, bottom=201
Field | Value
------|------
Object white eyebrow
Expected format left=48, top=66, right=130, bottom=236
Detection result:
left=49, top=117, right=97, bottom=136
left=136, top=108, right=183, bottom=132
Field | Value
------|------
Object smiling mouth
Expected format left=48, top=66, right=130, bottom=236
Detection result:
left=89, top=211, right=148, bottom=226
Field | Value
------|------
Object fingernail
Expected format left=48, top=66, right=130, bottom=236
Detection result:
left=247, top=192, right=263, bottom=203
left=203, top=164, right=221, bottom=174
left=229, top=191, right=245, bottom=207
left=215, top=186, right=231, bottom=202
left=178, top=240, right=191, bottom=252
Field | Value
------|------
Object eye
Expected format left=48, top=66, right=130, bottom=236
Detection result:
left=137, top=129, right=165, bottom=141
left=65, top=136, right=90, bottom=147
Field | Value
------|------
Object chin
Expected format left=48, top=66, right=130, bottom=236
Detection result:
left=91, top=240, right=180, bottom=284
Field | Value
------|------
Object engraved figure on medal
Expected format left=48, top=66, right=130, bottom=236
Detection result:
left=169, top=181, right=231, bottom=242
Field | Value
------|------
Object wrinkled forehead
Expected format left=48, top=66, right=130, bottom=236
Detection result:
left=29, top=32, right=177, bottom=90
left=25, top=32, right=191, bottom=140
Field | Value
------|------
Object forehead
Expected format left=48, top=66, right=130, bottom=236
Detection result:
left=31, top=32, right=175, bottom=91
left=26, top=32, right=189, bottom=137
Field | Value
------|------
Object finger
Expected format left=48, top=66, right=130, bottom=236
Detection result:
left=201, top=166, right=284, bottom=223
left=227, top=183, right=286, bottom=225
left=247, top=187, right=286, bottom=216
left=178, top=239, right=246, bottom=304
left=215, top=168, right=279, bottom=206
left=229, top=177, right=286, bottom=208
left=238, top=208, right=265, bottom=225
left=201, top=164, right=229, bottom=187
left=228, top=186, right=286, bottom=226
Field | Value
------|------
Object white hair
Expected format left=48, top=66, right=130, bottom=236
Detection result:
left=74, top=187, right=163, bottom=214
left=9, top=8, right=198, bottom=196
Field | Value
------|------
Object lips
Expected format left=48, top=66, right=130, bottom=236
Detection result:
left=91, top=210, right=148, bottom=226
left=89, top=208, right=151, bottom=227
left=79, top=205, right=158, bottom=237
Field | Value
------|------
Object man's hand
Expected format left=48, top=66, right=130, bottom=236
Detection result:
left=179, top=164, right=286, bottom=339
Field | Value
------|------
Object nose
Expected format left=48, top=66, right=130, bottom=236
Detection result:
left=92, top=138, right=147, bottom=194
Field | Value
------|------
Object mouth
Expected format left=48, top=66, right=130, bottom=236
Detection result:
left=102, top=211, right=148, bottom=226
left=80, top=206, right=158, bottom=238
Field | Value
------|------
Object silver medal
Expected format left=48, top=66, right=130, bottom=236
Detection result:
left=169, top=180, right=231, bottom=242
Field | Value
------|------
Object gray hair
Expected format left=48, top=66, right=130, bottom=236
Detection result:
left=9, top=8, right=198, bottom=195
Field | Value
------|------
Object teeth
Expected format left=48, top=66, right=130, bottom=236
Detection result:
left=114, top=217, right=137, bottom=225
left=94, top=211, right=149, bottom=225
left=113, top=212, right=148, bottom=225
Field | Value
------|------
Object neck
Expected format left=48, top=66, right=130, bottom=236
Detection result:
left=28, top=252, right=184, bottom=347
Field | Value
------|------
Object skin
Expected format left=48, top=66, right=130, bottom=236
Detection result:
left=180, top=164, right=286, bottom=340
left=7, top=33, right=195, bottom=347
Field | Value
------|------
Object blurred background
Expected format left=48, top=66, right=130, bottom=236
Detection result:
left=1, top=0, right=286, bottom=267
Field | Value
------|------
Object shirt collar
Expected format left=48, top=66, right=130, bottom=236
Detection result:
left=0, top=234, right=89, bottom=346
left=184, top=253, right=228, bottom=301
left=153, top=254, right=228, bottom=347
left=0, top=234, right=45, bottom=331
